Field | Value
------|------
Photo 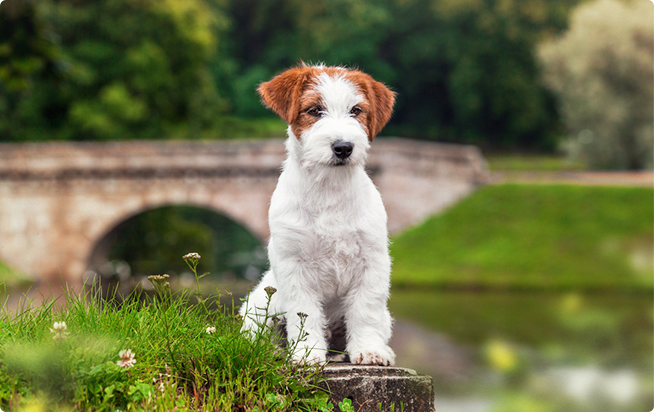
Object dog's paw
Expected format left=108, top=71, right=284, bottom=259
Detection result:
left=293, top=348, right=327, bottom=365
left=350, top=345, right=395, bottom=366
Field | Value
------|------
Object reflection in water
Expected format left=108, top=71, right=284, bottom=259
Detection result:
left=548, top=367, right=639, bottom=405
left=389, top=290, right=653, bottom=412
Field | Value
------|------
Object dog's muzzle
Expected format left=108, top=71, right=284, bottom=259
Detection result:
left=332, top=140, right=353, bottom=161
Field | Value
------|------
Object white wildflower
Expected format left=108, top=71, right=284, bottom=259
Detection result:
left=117, top=349, right=136, bottom=369
left=206, top=326, right=216, bottom=334
left=49, top=321, right=69, bottom=341
left=183, top=252, right=201, bottom=261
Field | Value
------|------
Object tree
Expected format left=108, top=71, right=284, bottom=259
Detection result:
left=216, top=0, right=576, bottom=149
left=378, top=0, right=577, bottom=149
left=2, top=0, right=585, bottom=150
left=0, top=1, right=59, bottom=91
left=0, top=0, right=228, bottom=141
left=538, top=0, right=653, bottom=169
left=214, top=0, right=391, bottom=118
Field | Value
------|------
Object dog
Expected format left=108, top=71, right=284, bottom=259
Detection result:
left=239, top=64, right=396, bottom=366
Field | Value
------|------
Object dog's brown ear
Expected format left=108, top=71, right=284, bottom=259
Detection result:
left=258, top=65, right=313, bottom=124
left=365, top=78, right=396, bottom=141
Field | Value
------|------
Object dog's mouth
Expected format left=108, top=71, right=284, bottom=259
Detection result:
left=330, top=158, right=350, bottom=167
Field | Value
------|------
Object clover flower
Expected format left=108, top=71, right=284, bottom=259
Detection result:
left=206, top=326, right=216, bottom=334
left=117, top=349, right=136, bottom=369
left=49, top=321, right=69, bottom=341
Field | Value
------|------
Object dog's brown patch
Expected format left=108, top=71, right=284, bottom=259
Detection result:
left=258, top=64, right=395, bottom=141
left=257, top=64, right=315, bottom=127
left=343, top=70, right=396, bottom=141
left=291, top=87, right=322, bottom=139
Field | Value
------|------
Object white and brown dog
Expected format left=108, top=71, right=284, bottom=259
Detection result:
left=240, top=64, right=396, bottom=366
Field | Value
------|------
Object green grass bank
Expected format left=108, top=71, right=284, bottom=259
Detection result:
left=0, top=259, right=333, bottom=412
left=390, top=184, right=653, bottom=291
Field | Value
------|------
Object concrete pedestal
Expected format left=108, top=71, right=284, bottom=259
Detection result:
left=320, top=364, right=435, bottom=412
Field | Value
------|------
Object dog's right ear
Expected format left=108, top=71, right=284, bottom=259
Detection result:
left=258, top=66, right=313, bottom=124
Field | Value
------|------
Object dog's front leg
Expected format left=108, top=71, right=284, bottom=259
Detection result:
left=343, top=262, right=396, bottom=366
left=239, top=268, right=327, bottom=363
left=281, top=298, right=328, bottom=364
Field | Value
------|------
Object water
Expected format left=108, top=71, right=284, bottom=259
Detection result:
left=389, top=290, right=653, bottom=412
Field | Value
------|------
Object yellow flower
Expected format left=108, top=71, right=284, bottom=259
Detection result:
left=561, top=293, right=583, bottom=313
left=485, top=339, right=518, bottom=372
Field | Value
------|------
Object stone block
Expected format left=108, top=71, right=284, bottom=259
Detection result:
left=320, top=364, right=435, bottom=412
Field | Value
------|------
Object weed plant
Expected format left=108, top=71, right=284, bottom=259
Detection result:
left=0, top=254, right=333, bottom=412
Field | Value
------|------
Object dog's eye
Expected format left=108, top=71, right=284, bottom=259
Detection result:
left=350, top=106, right=363, bottom=116
left=306, top=106, right=323, bottom=117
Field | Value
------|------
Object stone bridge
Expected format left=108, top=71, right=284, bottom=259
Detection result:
left=0, top=138, right=487, bottom=285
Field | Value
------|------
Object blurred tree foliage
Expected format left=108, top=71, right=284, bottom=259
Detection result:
left=538, top=0, right=653, bottom=170
left=0, top=1, right=59, bottom=91
left=109, top=207, right=216, bottom=278
left=212, top=0, right=580, bottom=149
left=382, top=0, right=572, bottom=148
left=1, top=0, right=582, bottom=149
left=0, top=0, right=227, bottom=141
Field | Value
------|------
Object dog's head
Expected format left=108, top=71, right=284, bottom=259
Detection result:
left=258, top=64, right=395, bottom=168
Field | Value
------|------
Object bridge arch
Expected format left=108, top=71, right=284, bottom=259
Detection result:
left=85, top=201, right=268, bottom=294
left=86, top=198, right=265, bottom=274
left=0, top=139, right=487, bottom=286
left=68, top=172, right=276, bottom=286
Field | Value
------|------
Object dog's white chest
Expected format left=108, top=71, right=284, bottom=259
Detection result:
left=315, top=211, right=363, bottom=259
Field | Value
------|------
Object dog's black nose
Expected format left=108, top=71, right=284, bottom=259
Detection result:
left=332, top=141, right=353, bottom=160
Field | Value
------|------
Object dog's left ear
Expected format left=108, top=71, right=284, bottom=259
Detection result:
left=258, top=65, right=313, bottom=124
left=362, top=77, right=396, bottom=141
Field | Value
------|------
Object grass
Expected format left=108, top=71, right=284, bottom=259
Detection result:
left=0, top=255, right=333, bottom=412
left=0, top=262, right=31, bottom=292
left=485, top=154, right=587, bottom=172
left=390, top=184, right=653, bottom=291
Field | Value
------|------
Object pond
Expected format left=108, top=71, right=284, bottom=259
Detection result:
left=389, top=289, right=653, bottom=412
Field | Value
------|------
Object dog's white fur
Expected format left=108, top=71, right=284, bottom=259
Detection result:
left=239, top=66, right=395, bottom=365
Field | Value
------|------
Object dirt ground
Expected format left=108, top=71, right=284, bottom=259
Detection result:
left=489, top=170, right=653, bottom=187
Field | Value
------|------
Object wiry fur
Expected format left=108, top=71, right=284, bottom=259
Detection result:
left=239, top=65, right=396, bottom=365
